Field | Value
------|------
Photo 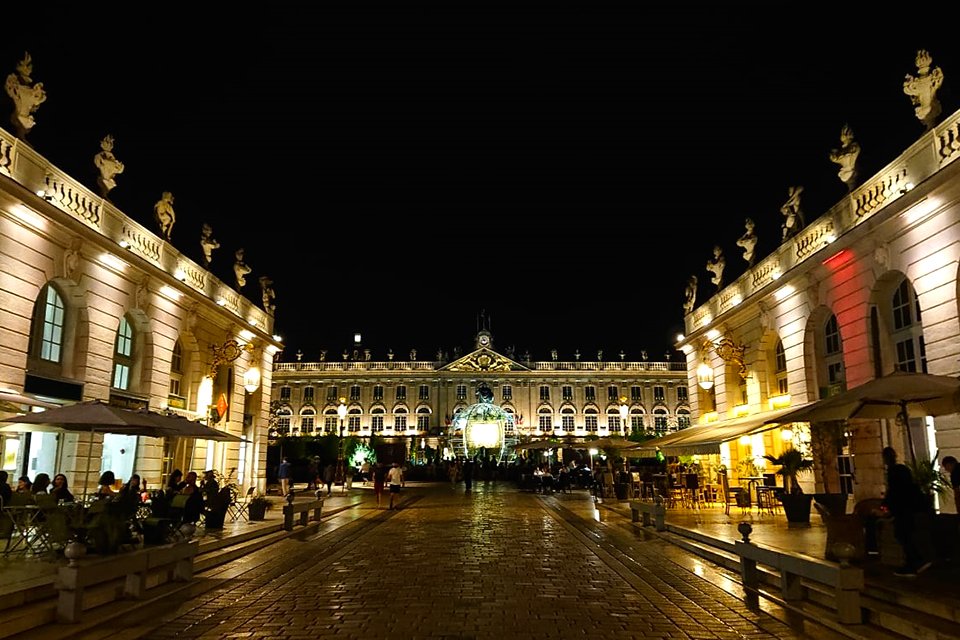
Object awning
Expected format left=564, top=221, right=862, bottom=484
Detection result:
left=634, top=404, right=811, bottom=455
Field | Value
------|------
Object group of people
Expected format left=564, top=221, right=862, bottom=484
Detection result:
left=157, top=468, right=219, bottom=523
left=0, top=470, right=74, bottom=505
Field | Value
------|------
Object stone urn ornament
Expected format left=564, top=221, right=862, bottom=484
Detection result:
left=4, top=52, right=46, bottom=139
left=64, top=539, right=87, bottom=566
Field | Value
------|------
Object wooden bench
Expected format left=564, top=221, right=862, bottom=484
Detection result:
left=628, top=498, right=666, bottom=531
left=56, top=540, right=199, bottom=623
left=735, top=530, right=863, bottom=624
left=282, top=498, right=324, bottom=531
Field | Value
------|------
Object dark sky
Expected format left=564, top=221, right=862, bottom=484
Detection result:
left=3, top=9, right=957, bottom=362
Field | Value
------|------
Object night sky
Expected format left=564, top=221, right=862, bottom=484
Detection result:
left=2, top=9, right=957, bottom=362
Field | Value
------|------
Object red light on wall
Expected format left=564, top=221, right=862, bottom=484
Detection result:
left=822, top=249, right=851, bottom=268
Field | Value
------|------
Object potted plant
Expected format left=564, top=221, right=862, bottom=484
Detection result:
left=764, top=449, right=814, bottom=524
left=204, top=486, right=235, bottom=529
left=248, top=494, right=271, bottom=521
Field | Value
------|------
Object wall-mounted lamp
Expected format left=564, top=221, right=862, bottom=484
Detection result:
left=696, top=362, right=714, bottom=390
left=243, top=366, right=261, bottom=394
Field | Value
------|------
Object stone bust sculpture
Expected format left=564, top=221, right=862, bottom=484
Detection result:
left=828, top=124, right=860, bottom=190
left=903, top=49, right=943, bottom=130
left=780, top=185, right=805, bottom=241
left=153, top=192, right=176, bottom=241
left=233, top=248, right=252, bottom=288
left=259, top=275, right=275, bottom=312
left=199, top=223, right=220, bottom=268
left=735, top=218, right=758, bottom=266
left=706, top=246, right=725, bottom=289
left=4, top=53, right=46, bottom=138
left=93, top=135, right=125, bottom=197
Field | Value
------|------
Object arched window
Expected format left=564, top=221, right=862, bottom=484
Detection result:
left=371, top=407, right=385, bottom=432
left=774, top=340, right=788, bottom=395
left=630, top=407, right=645, bottom=432
left=821, top=314, right=846, bottom=397
left=892, top=278, right=927, bottom=373
left=561, top=406, right=575, bottom=431
left=276, top=406, right=292, bottom=435
left=323, top=407, right=338, bottom=434
left=112, top=316, right=134, bottom=390
left=37, top=285, right=65, bottom=363
left=584, top=407, right=598, bottom=432
left=394, top=406, right=408, bottom=431
left=300, top=407, right=316, bottom=433
left=653, top=407, right=668, bottom=433
left=606, top=407, right=621, bottom=432
left=538, top=406, right=553, bottom=432
left=677, top=408, right=691, bottom=429
left=416, top=406, right=431, bottom=431
left=348, top=407, right=361, bottom=432
left=169, top=339, right=184, bottom=398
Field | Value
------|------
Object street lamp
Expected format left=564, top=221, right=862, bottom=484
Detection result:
left=618, top=396, right=629, bottom=437
left=336, top=398, right=347, bottom=486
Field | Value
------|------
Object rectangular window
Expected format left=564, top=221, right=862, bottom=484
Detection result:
left=828, top=362, right=844, bottom=385
left=585, top=415, right=598, bottom=432
left=654, top=413, right=668, bottom=432
left=778, top=377, right=789, bottom=394
left=373, top=385, right=384, bottom=401
left=169, top=378, right=181, bottom=397
left=327, top=386, right=338, bottom=401
left=501, top=385, right=512, bottom=400
left=607, top=386, right=619, bottom=402
left=896, top=339, right=917, bottom=372
left=350, top=385, right=361, bottom=401
left=324, top=416, right=337, bottom=433
left=677, top=387, right=688, bottom=403
left=838, top=454, right=855, bottom=494
left=301, top=416, right=314, bottom=432
left=631, top=415, right=644, bottom=431
left=395, top=415, right=407, bottom=431
left=540, top=386, right=550, bottom=401
left=561, top=415, right=574, bottom=430
left=562, top=386, right=573, bottom=401
left=417, top=414, right=429, bottom=430
left=539, top=414, right=551, bottom=431
left=40, top=287, right=65, bottom=363
left=277, top=416, right=290, bottom=434
left=457, top=385, right=467, bottom=400
left=395, top=385, right=407, bottom=401
left=280, top=386, right=291, bottom=401
left=608, top=415, right=621, bottom=431
left=348, top=416, right=360, bottom=432
left=372, top=415, right=384, bottom=432
left=585, top=386, right=596, bottom=401
left=677, top=413, right=691, bottom=429
left=112, top=364, right=130, bottom=390
left=419, top=385, right=430, bottom=400
left=653, top=386, right=665, bottom=403
left=303, top=386, right=315, bottom=402
left=630, top=386, right=642, bottom=402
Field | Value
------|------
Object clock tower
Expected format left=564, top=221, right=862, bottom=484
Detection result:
left=475, top=330, right=492, bottom=349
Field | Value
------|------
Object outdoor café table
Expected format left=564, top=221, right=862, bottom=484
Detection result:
left=2, top=505, right=51, bottom=555
left=740, top=476, right=767, bottom=508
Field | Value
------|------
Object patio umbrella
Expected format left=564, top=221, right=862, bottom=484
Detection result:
left=578, top=436, right=642, bottom=452
left=514, top=440, right=560, bottom=452
left=765, top=371, right=960, bottom=462
left=141, top=411, right=245, bottom=442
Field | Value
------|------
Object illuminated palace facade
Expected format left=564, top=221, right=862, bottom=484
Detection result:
left=271, top=331, right=688, bottom=447
left=675, top=102, right=960, bottom=510
left=0, top=126, right=280, bottom=494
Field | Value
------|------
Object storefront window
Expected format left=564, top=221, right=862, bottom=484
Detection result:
left=100, top=433, right=138, bottom=485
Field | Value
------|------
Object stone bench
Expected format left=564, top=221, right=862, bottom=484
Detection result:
left=282, top=498, right=324, bottom=531
left=628, top=498, right=666, bottom=531
left=56, top=539, right=199, bottom=623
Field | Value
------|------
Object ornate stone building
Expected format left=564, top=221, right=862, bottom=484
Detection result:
left=671, top=56, right=960, bottom=511
left=270, top=330, right=688, bottom=450
left=0, top=125, right=280, bottom=494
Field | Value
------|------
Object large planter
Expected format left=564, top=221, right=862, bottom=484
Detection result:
left=248, top=502, right=268, bottom=521
left=780, top=492, right=813, bottom=525
left=813, top=493, right=848, bottom=517
left=205, top=509, right=227, bottom=530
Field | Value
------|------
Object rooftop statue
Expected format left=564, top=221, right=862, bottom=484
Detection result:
left=153, top=192, right=176, bottom=241
left=259, top=275, right=275, bottom=313
left=683, top=275, right=698, bottom=314
left=706, top=246, right=725, bottom=289
left=93, top=135, right=125, bottom=197
left=4, top=53, right=46, bottom=139
left=780, top=185, right=805, bottom=241
left=828, top=124, right=861, bottom=190
left=903, top=49, right=943, bottom=130
left=199, top=223, right=220, bottom=269
left=735, top=218, right=758, bottom=266
left=233, top=248, right=252, bottom=288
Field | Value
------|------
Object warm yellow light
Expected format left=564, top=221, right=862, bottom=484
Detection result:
left=243, top=366, right=261, bottom=393
left=697, top=362, right=714, bottom=390
left=769, top=394, right=791, bottom=409
left=99, top=253, right=126, bottom=270
left=706, top=329, right=720, bottom=340
left=738, top=435, right=751, bottom=446
left=337, top=400, right=347, bottom=420
left=239, top=329, right=255, bottom=341
left=675, top=333, right=685, bottom=343
left=173, top=268, right=187, bottom=281
left=466, top=422, right=500, bottom=449
left=589, top=448, right=599, bottom=456
left=703, top=411, right=718, bottom=423
left=774, top=284, right=795, bottom=301
left=10, top=205, right=44, bottom=228
left=780, top=428, right=794, bottom=441
left=159, top=285, right=181, bottom=300
left=733, top=404, right=750, bottom=417
left=216, top=298, right=227, bottom=306
left=197, top=376, right=214, bottom=417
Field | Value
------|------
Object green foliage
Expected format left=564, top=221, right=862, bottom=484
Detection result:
left=764, top=449, right=814, bottom=494
left=907, top=458, right=948, bottom=498
left=248, top=494, right=271, bottom=510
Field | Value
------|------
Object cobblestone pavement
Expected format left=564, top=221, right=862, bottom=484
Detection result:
left=107, top=484, right=803, bottom=639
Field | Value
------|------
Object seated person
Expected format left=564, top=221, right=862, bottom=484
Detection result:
left=16, top=475, right=32, bottom=493
left=117, top=474, right=143, bottom=515
left=51, top=473, right=74, bottom=503
left=97, top=471, right=117, bottom=500
left=166, top=469, right=184, bottom=496
left=179, top=472, right=203, bottom=523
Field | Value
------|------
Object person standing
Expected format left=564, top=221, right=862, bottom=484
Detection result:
left=0, top=470, right=11, bottom=506
left=323, top=463, right=335, bottom=496
left=463, top=458, right=474, bottom=493
left=882, top=446, right=930, bottom=577
left=373, top=462, right=387, bottom=508
left=387, top=462, right=404, bottom=510
left=278, top=457, right=292, bottom=496
left=942, top=455, right=960, bottom=514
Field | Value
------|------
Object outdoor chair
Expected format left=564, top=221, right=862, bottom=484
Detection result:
left=684, top=473, right=703, bottom=509
left=229, top=487, right=255, bottom=522
left=718, top=471, right=745, bottom=516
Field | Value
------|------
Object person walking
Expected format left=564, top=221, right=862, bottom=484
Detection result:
left=323, top=463, right=335, bottom=496
left=387, top=462, right=404, bottom=510
left=463, top=458, right=474, bottom=493
left=882, top=446, right=930, bottom=577
left=373, top=462, right=387, bottom=508
left=278, top=457, right=292, bottom=496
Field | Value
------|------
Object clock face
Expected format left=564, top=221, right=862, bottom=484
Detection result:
left=479, top=335, right=490, bottom=346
